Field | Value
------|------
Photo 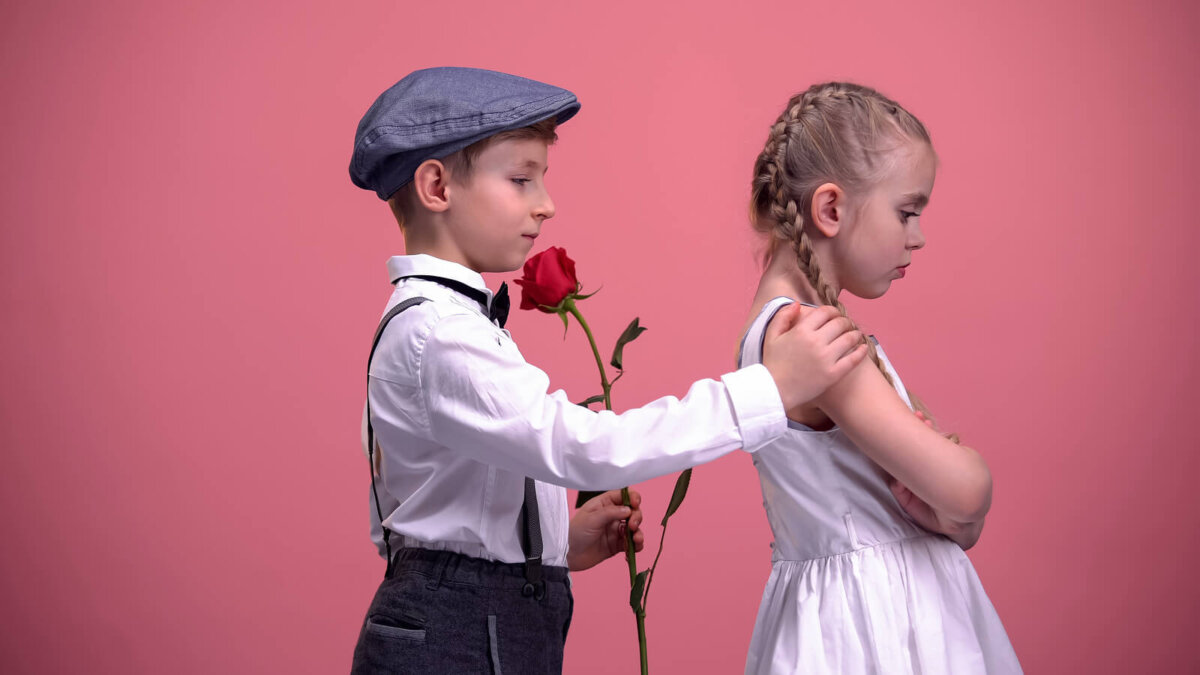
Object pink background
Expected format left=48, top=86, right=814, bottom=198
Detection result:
left=2, top=0, right=1198, bottom=672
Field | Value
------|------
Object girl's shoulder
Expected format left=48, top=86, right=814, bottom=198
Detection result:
left=737, top=296, right=811, bottom=368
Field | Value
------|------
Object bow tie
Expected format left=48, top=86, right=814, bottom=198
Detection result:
left=399, top=275, right=509, bottom=328
left=489, top=282, right=510, bottom=328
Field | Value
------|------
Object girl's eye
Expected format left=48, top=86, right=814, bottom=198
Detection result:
left=511, top=178, right=531, bottom=186
left=900, top=210, right=919, bottom=222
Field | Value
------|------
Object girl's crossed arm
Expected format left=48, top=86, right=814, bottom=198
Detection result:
left=817, top=358, right=993, bottom=535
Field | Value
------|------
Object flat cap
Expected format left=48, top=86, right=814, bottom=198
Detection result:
left=350, top=67, right=581, bottom=200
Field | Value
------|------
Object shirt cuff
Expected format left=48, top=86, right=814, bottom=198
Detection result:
left=721, top=364, right=786, bottom=453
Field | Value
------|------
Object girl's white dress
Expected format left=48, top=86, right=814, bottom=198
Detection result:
left=740, top=297, right=1021, bottom=674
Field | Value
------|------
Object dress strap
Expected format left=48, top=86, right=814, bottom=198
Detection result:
left=737, top=297, right=806, bottom=369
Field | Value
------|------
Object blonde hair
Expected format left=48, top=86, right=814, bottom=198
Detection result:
left=751, top=82, right=956, bottom=440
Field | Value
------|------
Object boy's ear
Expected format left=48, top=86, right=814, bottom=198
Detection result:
left=810, top=182, right=844, bottom=238
left=412, top=159, right=451, bottom=213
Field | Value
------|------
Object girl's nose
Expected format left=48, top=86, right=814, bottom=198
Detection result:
left=908, top=223, right=926, bottom=250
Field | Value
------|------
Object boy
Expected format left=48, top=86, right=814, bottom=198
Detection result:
left=348, top=67, right=867, bottom=674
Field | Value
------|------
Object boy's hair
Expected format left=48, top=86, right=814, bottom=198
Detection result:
left=388, top=119, right=559, bottom=227
left=750, top=82, right=953, bottom=436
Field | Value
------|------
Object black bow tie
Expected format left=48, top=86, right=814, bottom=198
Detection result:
left=399, top=275, right=509, bottom=328
left=489, top=282, right=510, bottom=328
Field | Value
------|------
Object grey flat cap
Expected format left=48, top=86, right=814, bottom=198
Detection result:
left=350, top=67, right=581, bottom=200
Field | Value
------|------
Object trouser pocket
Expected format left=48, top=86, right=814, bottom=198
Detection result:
left=365, top=610, right=427, bottom=643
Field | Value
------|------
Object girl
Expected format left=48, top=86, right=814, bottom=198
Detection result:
left=737, top=83, right=1021, bottom=673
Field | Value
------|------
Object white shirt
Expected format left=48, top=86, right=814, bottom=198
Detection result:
left=363, top=254, right=786, bottom=567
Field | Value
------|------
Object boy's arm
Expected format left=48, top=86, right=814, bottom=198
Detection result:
left=414, top=313, right=786, bottom=490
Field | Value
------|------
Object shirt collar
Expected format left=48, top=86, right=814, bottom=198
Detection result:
left=386, top=254, right=496, bottom=304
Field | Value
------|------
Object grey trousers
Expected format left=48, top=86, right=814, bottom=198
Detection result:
left=351, top=548, right=573, bottom=674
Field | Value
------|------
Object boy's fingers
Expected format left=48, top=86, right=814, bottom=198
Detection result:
left=591, top=489, right=626, bottom=510
left=627, top=508, right=643, bottom=531
left=765, top=303, right=802, bottom=338
left=610, top=521, right=644, bottom=551
left=816, top=316, right=857, bottom=344
left=830, top=331, right=865, bottom=361
left=833, top=344, right=868, bottom=376
left=590, top=503, right=632, bottom=525
left=625, top=489, right=642, bottom=509
left=798, top=304, right=841, bottom=331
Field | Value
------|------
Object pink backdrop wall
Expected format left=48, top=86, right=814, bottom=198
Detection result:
left=2, top=0, right=1197, bottom=672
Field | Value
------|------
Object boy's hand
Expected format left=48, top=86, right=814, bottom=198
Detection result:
left=762, top=304, right=867, bottom=410
left=566, top=489, right=644, bottom=572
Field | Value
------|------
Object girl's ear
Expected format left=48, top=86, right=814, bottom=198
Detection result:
left=412, top=159, right=450, bottom=213
left=810, top=182, right=845, bottom=238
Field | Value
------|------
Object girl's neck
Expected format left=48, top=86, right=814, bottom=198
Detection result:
left=739, top=244, right=837, bottom=364
left=754, top=246, right=838, bottom=309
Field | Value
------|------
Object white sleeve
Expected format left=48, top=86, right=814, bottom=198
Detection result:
left=415, top=313, right=785, bottom=490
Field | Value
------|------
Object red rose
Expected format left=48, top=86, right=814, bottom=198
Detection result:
left=514, top=247, right=579, bottom=311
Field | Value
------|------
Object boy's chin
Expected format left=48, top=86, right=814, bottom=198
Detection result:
left=474, top=257, right=526, bottom=275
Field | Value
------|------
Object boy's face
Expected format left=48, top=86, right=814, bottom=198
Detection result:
left=442, top=137, right=555, bottom=273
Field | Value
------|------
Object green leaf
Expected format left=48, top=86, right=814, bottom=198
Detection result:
left=574, top=490, right=605, bottom=509
left=661, top=469, right=693, bottom=526
left=575, top=395, right=606, bottom=408
left=629, top=569, right=649, bottom=612
left=610, top=317, right=648, bottom=370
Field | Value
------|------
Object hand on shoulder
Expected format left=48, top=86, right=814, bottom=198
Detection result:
left=761, top=303, right=868, bottom=410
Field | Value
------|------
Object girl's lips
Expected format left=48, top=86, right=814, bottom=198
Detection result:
left=896, top=265, right=909, bottom=278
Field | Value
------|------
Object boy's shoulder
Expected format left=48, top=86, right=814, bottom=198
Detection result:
left=380, top=284, right=492, bottom=339
left=370, top=283, right=517, bottom=385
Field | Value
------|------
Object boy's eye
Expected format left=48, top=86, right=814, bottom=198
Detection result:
left=900, top=210, right=919, bottom=222
left=511, top=178, right=531, bottom=186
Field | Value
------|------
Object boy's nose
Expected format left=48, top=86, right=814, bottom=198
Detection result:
left=535, top=192, right=556, bottom=220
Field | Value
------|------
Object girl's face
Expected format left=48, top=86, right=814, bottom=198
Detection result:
left=833, top=141, right=937, bottom=299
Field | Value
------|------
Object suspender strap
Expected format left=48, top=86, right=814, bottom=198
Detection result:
left=367, top=297, right=429, bottom=577
left=520, top=477, right=545, bottom=598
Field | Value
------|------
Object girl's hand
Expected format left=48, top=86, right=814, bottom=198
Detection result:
left=566, top=489, right=645, bottom=571
left=889, top=410, right=984, bottom=549
left=889, top=478, right=984, bottom=550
